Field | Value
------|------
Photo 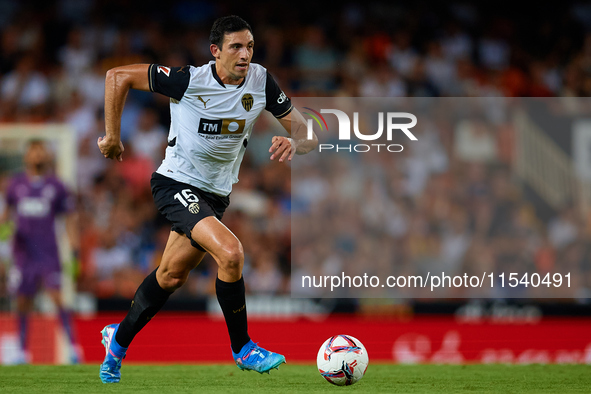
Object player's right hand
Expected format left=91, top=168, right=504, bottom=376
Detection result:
left=97, top=135, right=124, bottom=162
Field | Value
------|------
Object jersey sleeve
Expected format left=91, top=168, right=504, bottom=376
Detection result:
left=265, top=71, right=292, bottom=118
left=148, top=64, right=191, bottom=101
left=54, top=181, right=75, bottom=215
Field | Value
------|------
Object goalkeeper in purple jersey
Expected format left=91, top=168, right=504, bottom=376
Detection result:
left=1, top=140, right=81, bottom=363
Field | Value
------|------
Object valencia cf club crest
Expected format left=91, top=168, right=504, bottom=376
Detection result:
left=188, top=202, right=200, bottom=214
left=241, top=93, right=254, bottom=112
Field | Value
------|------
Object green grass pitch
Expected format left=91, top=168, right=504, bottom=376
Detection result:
left=1, top=364, right=590, bottom=393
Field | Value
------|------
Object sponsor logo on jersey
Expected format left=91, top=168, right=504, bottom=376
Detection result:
left=198, top=118, right=246, bottom=136
left=277, top=91, right=287, bottom=104
left=17, top=197, right=50, bottom=217
left=157, top=66, right=171, bottom=77
left=241, top=93, right=254, bottom=111
left=197, top=96, right=210, bottom=108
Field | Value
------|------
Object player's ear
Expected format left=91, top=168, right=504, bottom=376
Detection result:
left=210, top=44, right=221, bottom=58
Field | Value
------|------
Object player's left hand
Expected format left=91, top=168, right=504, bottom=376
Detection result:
left=269, top=136, right=295, bottom=162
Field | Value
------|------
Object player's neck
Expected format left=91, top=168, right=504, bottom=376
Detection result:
left=215, top=62, right=244, bottom=85
left=26, top=165, right=46, bottom=178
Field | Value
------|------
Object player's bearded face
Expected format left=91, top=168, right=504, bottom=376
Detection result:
left=24, top=143, right=49, bottom=173
left=218, top=30, right=254, bottom=81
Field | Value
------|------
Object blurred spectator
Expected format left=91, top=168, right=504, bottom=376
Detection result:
left=129, top=107, right=167, bottom=168
left=406, top=59, right=439, bottom=96
left=294, top=26, right=340, bottom=92
left=477, top=30, right=510, bottom=71
left=424, top=41, right=458, bottom=96
left=58, top=27, right=96, bottom=87
left=0, top=54, right=49, bottom=120
left=359, top=63, right=406, bottom=97
left=100, top=31, right=146, bottom=73
left=76, top=113, right=108, bottom=191
left=548, top=206, right=579, bottom=250
left=388, top=31, right=419, bottom=78
left=116, top=142, right=154, bottom=201
left=60, top=90, right=97, bottom=145
left=0, top=25, right=22, bottom=75
left=440, top=21, right=473, bottom=62
left=246, top=250, right=284, bottom=295
left=91, top=226, right=142, bottom=299
left=454, top=117, right=498, bottom=163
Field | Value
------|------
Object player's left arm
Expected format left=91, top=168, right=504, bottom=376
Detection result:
left=65, top=211, right=80, bottom=255
left=265, top=71, right=318, bottom=162
left=270, top=108, right=318, bottom=162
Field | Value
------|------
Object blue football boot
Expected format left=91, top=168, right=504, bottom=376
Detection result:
left=99, top=324, right=126, bottom=383
left=232, top=340, right=286, bottom=374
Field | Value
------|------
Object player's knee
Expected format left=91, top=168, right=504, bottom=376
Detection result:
left=219, top=242, right=244, bottom=273
left=157, top=268, right=189, bottom=291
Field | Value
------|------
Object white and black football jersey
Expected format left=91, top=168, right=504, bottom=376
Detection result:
left=148, top=61, right=292, bottom=196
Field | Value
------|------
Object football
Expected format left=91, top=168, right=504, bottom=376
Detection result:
left=316, top=335, right=369, bottom=386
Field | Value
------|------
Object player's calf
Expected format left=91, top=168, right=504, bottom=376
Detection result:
left=99, top=269, right=173, bottom=383
left=113, top=268, right=173, bottom=348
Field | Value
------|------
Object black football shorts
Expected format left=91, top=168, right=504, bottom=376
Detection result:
left=151, top=172, right=230, bottom=251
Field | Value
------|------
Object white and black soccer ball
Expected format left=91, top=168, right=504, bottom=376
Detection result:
left=316, top=335, right=369, bottom=386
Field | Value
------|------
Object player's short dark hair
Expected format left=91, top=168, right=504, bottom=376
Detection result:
left=210, top=15, right=252, bottom=49
left=26, top=139, right=46, bottom=149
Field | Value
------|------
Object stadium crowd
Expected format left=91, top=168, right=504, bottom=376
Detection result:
left=291, top=97, right=591, bottom=299
left=1, top=1, right=591, bottom=301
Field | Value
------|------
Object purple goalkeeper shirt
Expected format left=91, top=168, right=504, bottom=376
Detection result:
left=6, top=173, right=74, bottom=269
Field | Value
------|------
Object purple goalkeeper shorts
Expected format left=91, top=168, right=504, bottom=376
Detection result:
left=10, top=261, right=61, bottom=297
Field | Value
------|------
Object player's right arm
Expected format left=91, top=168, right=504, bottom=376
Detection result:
left=99, top=64, right=190, bottom=161
left=0, top=205, right=8, bottom=225
left=98, top=64, right=150, bottom=161
left=0, top=207, right=13, bottom=242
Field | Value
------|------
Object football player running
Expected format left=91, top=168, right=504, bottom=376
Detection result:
left=97, top=15, right=317, bottom=383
